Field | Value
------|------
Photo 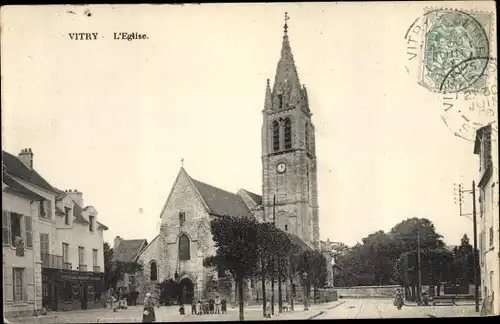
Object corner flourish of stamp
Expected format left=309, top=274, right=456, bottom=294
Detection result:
left=419, top=9, right=493, bottom=94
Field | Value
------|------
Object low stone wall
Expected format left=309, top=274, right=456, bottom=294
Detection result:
left=336, top=285, right=402, bottom=299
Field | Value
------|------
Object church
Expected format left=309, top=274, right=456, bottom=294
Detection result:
left=128, top=15, right=322, bottom=303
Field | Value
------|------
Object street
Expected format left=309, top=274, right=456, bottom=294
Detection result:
left=314, top=299, right=481, bottom=319
left=9, top=299, right=481, bottom=323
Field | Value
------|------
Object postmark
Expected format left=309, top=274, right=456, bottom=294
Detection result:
left=416, top=9, right=493, bottom=94
left=440, top=57, right=497, bottom=141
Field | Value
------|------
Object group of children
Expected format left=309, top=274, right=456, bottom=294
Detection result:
left=190, top=296, right=227, bottom=315
left=107, top=292, right=129, bottom=312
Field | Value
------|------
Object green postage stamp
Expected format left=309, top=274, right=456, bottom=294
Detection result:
left=420, top=9, right=493, bottom=94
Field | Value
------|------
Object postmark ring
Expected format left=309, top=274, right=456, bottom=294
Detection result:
left=422, top=10, right=490, bottom=93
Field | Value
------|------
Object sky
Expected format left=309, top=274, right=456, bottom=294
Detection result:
left=1, top=2, right=496, bottom=247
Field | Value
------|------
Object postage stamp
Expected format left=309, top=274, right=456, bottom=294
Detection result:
left=418, top=9, right=493, bottom=94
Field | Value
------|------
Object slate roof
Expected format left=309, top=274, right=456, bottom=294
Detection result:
left=97, top=221, right=109, bottom=230
left=3, top=172, right=45, bottom=200
left=114, top=239, right=148, bottom=263
left=288, top=233, right=313, bottom=251
left=190, top=177, right=253, bottom=218
left=241, top=189, right=263, bottom=206
left=2, top=150, right=57, bottom=193
left=72, top=201, right=89, bottom=224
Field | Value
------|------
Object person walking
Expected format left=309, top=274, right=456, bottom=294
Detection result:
left=142, top=293, right=156, bottom=323
left=394, top=289, right=404, bottom=310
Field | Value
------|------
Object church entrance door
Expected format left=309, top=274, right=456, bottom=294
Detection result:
left=179, top=278, right=194, bottom=304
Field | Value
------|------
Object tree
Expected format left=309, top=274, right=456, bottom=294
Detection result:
left=451, top=234, right=479, bottom=291
left=203, top=216, right=261, bottom=321
left=310, top=251, right=328, bottom=303
left=294, top=249, right=327, bottom=305
left=103, top=242, right=144, bottom=291
left=157, top=279, right=180, bottom=305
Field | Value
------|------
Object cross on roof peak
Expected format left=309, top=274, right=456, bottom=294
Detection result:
left=284, top=12, right=290, bottom=34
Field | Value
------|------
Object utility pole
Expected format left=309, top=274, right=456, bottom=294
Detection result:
left=472, top=181, right=479, bottom=312
left=271, top=194, right=276, bottom=315
left=455, top=181, right=480, bottom=312
left=416, top=226, right=422, bottom=302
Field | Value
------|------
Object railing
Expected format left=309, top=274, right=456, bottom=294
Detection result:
left=78, top=264, right=87, bottom=272
left=41, top=253, right=63, bottom=269
left=63, top=262, right=72, bottom=270
left=93, top=266, right=101, bottom=273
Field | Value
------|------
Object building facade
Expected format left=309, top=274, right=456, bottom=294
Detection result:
left=3, top=149, right=58, bottom=317
left=2, top=149, right=108, bottom=317
left=474, top=125, right=499, bottom=315
left=136, top=18, right=321, bottom=303
left=42, top=189, right=108, bottom=312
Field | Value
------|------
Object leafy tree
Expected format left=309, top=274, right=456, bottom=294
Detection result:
left=310, top=251, right=328, bottom=303
left=389, top=218, right=445, bottom=256
left=103, top=242, right=143, bottom=291
left=203, top=215, right=261, bottom=321
left=157, top=279, right=180, bottom=305
left=295, top=249, right=327, bottom=304
left=451, top=234, right=480, bottom=289
left=254, top=222, right=274, bottom=316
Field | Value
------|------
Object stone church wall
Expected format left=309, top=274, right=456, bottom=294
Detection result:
left=159, top=171, right=218, bottom=299
left=137, top=237, right=161, bottom=302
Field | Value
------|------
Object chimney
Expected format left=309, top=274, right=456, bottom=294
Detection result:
left=114, top=236, right=123, bottom=250
left=66, top=189, right=84, bottom=207
left=18, top=148, right=34, bottom=169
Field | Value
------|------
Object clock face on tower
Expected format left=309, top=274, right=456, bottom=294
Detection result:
left=276, top=162, right=287, bottom=173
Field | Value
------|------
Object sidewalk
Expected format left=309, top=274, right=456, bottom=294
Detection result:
left=177, top=300, right=345, bottom=322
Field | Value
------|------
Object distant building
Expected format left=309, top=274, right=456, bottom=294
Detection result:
left=2, top=149, right=108, bottom=317
left=113, top=236, right=148, bottom=302
left=474, top=124, right=499, bottom=315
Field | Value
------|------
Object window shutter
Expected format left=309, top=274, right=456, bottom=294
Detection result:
left=46, top=201, right=53, bottom=219
left=4, top=265, right=13, bottom=302
left=26, top=267, right=34, bottom=302
left=3, top=210, right=11, bottom=245
left=25, top=215, right=33, bottom=248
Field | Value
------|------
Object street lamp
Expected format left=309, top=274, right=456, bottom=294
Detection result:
left=302, top=271, right=309, bottom=311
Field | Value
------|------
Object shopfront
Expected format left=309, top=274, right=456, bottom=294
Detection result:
left=42, top=269, right=104, bottom=312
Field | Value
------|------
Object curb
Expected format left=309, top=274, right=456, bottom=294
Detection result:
left=308, top=300, right=347, bottom=320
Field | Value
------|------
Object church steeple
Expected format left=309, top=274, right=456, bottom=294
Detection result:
left=264, top=79, right=272, bottom=110
left=271, top=12, right=308, bottom=112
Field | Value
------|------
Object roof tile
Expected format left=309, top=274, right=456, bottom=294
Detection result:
left=2, top=172, right=45, bottom=200
left=190, top=177, right=252, bottom=218
left=241, top=189, right=263, bottom=206
left=2, top=150, right=56, bottom=193
left=114, top=239, right=147, bottom=263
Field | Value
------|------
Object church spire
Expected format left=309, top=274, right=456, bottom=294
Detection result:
left=264, top=79, right=272, bottom=110
left=271, top=12, right=303, bottom=110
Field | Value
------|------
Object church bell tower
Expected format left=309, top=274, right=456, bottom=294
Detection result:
left=261, top=13, right=320, bottom=249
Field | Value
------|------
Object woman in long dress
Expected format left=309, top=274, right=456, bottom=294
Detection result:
left=142, top=293, right=156, bottom=323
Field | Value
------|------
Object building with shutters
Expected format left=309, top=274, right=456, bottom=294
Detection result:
left=2, top=149, right=108, bottom=317
left=474, top=124, right=499, bottom=316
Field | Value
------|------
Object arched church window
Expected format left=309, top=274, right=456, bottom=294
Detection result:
left=305, top=122, right=309, bottom=150
left=285, top=224, right=288, bottom=232
left=272, top=121, right=280, bottom=152
left=178, top=234, right=190, bottom=261
left=284, top=118, right=292, bottom=150
left=278, top=94, right=283, bottom=109
left=150, top=261, right=158, bottom=281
